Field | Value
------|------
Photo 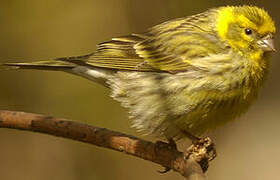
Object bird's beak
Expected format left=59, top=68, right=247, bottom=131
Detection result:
left=257, top=35, right=276, bottom=52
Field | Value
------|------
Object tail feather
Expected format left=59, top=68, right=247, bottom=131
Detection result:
left=1, top=60, right=76, bottom=71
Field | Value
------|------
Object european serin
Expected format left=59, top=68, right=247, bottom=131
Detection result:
left=2, top=6, right=276, bottom=140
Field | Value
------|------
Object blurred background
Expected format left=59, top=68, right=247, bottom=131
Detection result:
left=0, top=0, right=279, bottom=179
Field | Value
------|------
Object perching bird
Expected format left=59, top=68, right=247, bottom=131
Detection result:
left=2, top=6, right=276, bottom=140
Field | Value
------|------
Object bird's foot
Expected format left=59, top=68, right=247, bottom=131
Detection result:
left=156, top=139, right=178, bottom=174
left=184, top=137, right=216, bottom=172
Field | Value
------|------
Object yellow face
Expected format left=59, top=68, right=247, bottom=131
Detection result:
left=216, top=6, right=276, bottom=57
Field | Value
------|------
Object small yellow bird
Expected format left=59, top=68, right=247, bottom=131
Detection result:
left=2, top=6, right=276, bottom=141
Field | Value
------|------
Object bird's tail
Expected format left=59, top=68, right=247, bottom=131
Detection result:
left=0, top=60, right=76, bottom=71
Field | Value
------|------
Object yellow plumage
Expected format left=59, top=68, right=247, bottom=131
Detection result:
left=2, top=6, right=276, bottom=139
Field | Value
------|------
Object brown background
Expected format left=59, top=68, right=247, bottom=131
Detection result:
left=0, top=1, right=279, bottom=180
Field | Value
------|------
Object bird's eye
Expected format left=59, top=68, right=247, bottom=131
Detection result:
left=245, top=28, right=252, bottom=35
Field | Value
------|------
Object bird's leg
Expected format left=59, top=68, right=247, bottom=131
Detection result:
left=166, top=138, right=177, bottom=150
left=183, top=131, right=217, bottom=172
left=156, top=138, right=178, bottom=174
left=182, top=130, right=200, bottom=142
left=155, top=138, right=178, bottom=151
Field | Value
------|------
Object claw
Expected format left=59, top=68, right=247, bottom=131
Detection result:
left=155, top=139, right=178, bottom=174
left=158, top=167, right=171, bottom=174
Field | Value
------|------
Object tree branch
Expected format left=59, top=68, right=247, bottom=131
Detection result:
left=0, top=110, right=214, bottom=179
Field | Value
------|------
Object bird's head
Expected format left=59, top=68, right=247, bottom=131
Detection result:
left=216, top=6, right=276, bottom=59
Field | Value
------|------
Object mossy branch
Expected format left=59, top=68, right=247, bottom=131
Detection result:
left=0, top=110, right=213, bottom=180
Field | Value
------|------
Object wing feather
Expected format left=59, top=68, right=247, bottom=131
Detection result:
left=58, top=10, right=224, bottom=73
left=86, top=34, right=157, bottom=71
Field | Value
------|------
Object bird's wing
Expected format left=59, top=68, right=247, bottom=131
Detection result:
left=59, top=12, right=222, bottom=73
left=88, top=34, right=157, bottom=71
left=57, top=34, right=157, bottom=72
left=134, top=15, right=222, bottom=72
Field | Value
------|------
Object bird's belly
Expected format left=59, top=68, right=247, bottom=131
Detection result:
left=176, top=88, right=258, bottom=136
